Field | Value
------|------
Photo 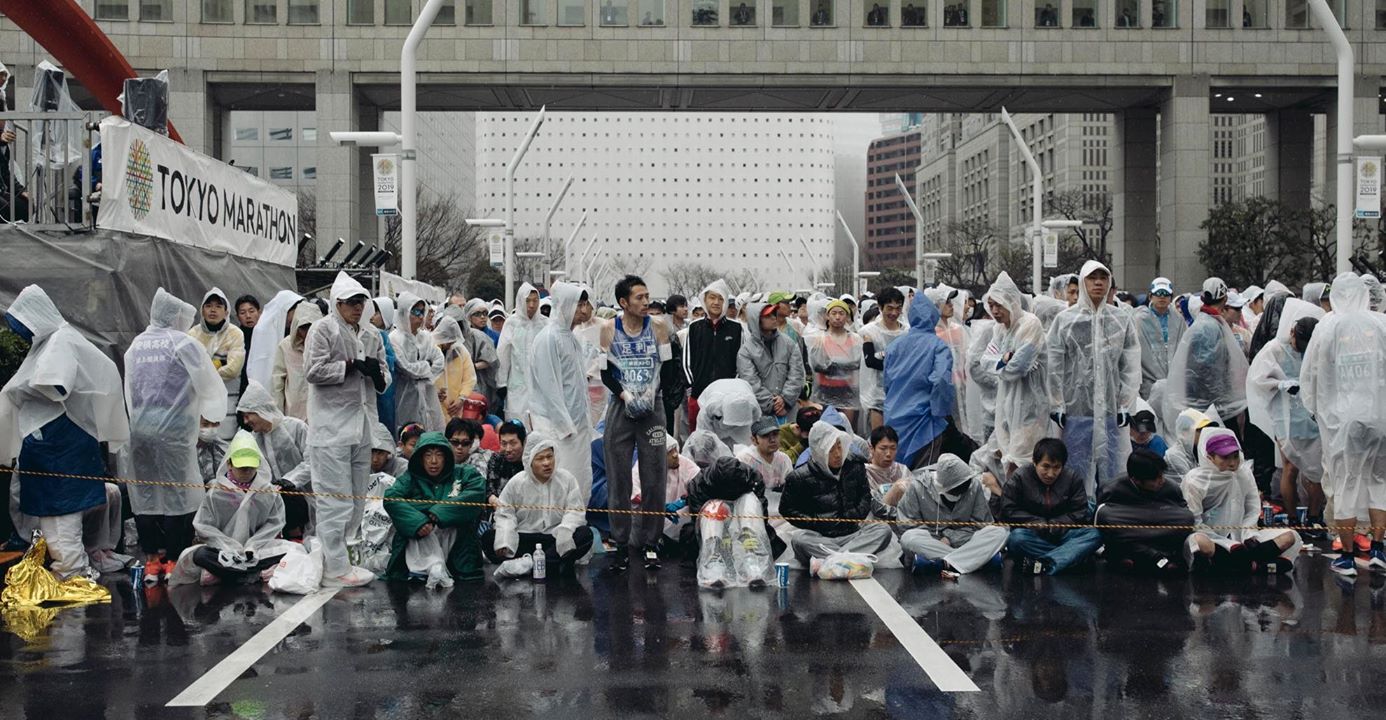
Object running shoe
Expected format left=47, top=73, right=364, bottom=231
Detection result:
left=911, top=555, right=944, bottom=575
left=321, top=566, right=375, bottom=588
left=608, top=545, right=629, bottom=573
left=1331, top=555, right=1358, bottom=577
left=643, top=546, right=661, bottom=570
left=1369, top=548, right=1386, bottom=574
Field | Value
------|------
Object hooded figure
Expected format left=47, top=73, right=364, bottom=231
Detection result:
left=1301, top=273, right=1386, bottom=535
left=124, top=288, right=227, bottom=563
left=926, top=285, right=973, bottom=434
left=187, top=287, right=247, bottom=434
left=1180, top=428, right=1302, bottom=567
left=684, top=429, right=733, bottom=469
left=497, top=282, right=544, bottom=424
left=431, top=315, right=478, bottom=421
left=382, top=431, right=487, bottom=586
left=1133, top=279, right=1187, bottom=399
left=737, top=302, right=806, bottom=420
left=684, top=278, right=744, bottom=418
left=304, top=271, right=392, bottom=587
left=1045, top=261, right=1141, bottom=494
left=369, top=296, right=400, bottom=433
left=891, top=454, right=1008, bottom=575
left=270, top=300, right=322, bottom=421
left=978, top=272, right=1050, bottom=470
left=780, top=422, right=893, bottom=567
left=697, top=378, right=764, bottom=450
left=389, top=292, right=446, bottom=432
left=485, top=432, right=593, bottom=574
left=246, top=290, right=302, bottom=392
left=459, top=298, right=501, bottom=408
left=1246, top=299, right=1325, bottom=482
left=236, top=380, right=311, bottom=486
left=527, top=282, right=597, bottom=500
left=1165, top=277, right=1250, bottom=434
left=1164, top=408, right=1213, bottom=484
left=884, top=292, right=955, bottom=467
left=2, top=285, right=130, bottom=579
left=168, top=430, right=295, bottom=586
left=1364, top=274, right=1386, bottom=313
left=1302, top=282, right=1328, bottom=307
left=682, top=455, right=782, bottom=588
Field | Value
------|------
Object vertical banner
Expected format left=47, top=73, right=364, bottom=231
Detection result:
left=488, top=232, right=505, bottom=267
left=1043, top=230, right=1059, bottom=268
left=372, top=154, right=399, bottom=217
left=1356, top=156, right=1382, bottom=219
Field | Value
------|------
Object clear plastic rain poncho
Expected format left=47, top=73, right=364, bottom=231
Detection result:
left=1245, top=299, right=1325, bottom=483
left=963, top=317, right=997, bottom=441
left=807, top=301, right=864, bottom=410
left=860, top=313, right=909, bottom=413
left=272, top=300, right=322, bottom=421
left=124, top=288, right=226, bottom=515
left=0, top=285, right=130, bottom=463
left=1165, top=285, right=1250, bottom=430
left=926, top=285, right=972, bottom=437
left=696, top=378, right=763, bottom=450
left=1180, top=428, right=1260, bottom=543
left=1133, top=297, right=1187, bottom=399
left=527, top=282, right=593, bottom=441
left=802, top=295, right=830, bottom=339
left=389, top=292, right=446, bottom=432
left=27, top=61, right=85, bottom=169
left=684, top=429, right=733, bottom=469
left=303, top=272, right=391, bottom=447
left=1300, top=273, right=1386, bottom=519
left=1044, top=261, right=1141, bottom=493
left=245, top=290, right=302, bottom=392
left=188, top=431, right=293, bottom=562
left=497, top=282, right=544, bottom=423
left=978, top=272, right=1050, bottom=468
left=1363, top=274, right=1386, bottom=313
left=236, top=380, right=310, bottom=483
left=1302, top=282, right=1328, bottom=306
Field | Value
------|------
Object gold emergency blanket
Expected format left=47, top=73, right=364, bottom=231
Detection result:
left=1, top=537, right=111, bottom=608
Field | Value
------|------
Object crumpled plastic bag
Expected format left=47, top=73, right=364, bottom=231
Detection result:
left=813, top=552, right=877, bottom=580
left=267, top=540, right=320, bottom=595
left=0, top=537, right=111, bottom=608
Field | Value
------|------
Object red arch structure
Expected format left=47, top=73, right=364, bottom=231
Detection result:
left=1, top=0, right=183, bottom=143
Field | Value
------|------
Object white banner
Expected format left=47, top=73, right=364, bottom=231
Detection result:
left=1356, top=156, right=1382, bottom=219
left=379, top=270, right=446, bottom=304
left=372, top=153, right=398, bottom=217
left=488, top=232, right=504, bottom=267
left=97, top=118, right=298, bottom=266
left=1043, top=230, right=1059, bottom=268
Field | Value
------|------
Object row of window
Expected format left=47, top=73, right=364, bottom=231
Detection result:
left=88, top=0, right=1364, bottom=29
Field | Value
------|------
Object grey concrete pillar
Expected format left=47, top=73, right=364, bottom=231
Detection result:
left=1264, top=109, right=1313, bottom=212
left=166, top=68, right=210, bottom=155
left=1113, top=106, right=1159, bottom=289
left=1322, top=75, right=1383, bottom=206
left=1158, top=74, right=1211, bottom=290
left=314, top=69, right=375, bottom=258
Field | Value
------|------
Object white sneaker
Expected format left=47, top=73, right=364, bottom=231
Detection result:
left=90, top=550, right=126, bottom=574
left=321, top=566, right=375, bottom=588
left=494, top=555, right=534, bottom=580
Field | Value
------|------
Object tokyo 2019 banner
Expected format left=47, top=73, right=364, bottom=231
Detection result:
left=98, top=117, right=298, bottom=267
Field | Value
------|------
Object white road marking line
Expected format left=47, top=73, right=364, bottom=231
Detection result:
left=850, top=577, right=980, bottom=693
left=166, top=588, right=341, bottom=707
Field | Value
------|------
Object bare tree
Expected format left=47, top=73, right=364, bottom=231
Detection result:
left=381, top=189, right=486, bottom=290
left=937, top=219, right=1001, bottom=294
left=1049, top=189, right=1114, bottom=265
left=661, top=262, right=726, bottom=298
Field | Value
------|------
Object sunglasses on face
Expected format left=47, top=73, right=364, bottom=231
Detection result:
left=343, top=297, right=368, bottom=307
left=449, top=439, right=471, bottom=449
left=1152, top=291, right=1172, bottom=298
left=410, top=308, right=426, bottom=317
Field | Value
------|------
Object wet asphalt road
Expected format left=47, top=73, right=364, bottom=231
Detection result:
left=3, top=553, right=1386, bottom=719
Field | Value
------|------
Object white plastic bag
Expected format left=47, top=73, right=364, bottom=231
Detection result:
left=813, top=552, right=877, bottom=580
left=697, top=495, right=774, bottom=589
left=268, top=540, right=321, bottom=594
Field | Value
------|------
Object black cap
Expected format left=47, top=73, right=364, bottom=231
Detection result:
left=1131, top=410, right=1157, bottom=433
left=796, top=406, right=822, bottom=431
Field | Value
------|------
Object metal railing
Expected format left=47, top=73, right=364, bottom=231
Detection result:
left=0, top=111, right=101, bottom=232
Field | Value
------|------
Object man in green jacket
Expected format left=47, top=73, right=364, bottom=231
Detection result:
left=383, top=432, right=486, bottom=586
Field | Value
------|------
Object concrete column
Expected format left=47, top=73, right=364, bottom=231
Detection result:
left=1113, top=106, right=1159, bottom=288
left=1263, top=109, right=1313, bottom=212
left=1322, top=74, right=1383, bottom=206
left=166, top=68, right=210, bottom=155
left=314, top=69, right=373, bottom=257
left=1158, top=74, right=1211, bottom=289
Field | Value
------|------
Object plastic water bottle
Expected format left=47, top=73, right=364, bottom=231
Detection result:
left=532, top=546, right=547, bottom=581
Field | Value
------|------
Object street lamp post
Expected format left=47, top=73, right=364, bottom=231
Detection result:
left=575, top=230, right=600, bottom=281
left=1309, top=0, right=1354, bottom=275
left=999, top=107, right=1046, bottom=295
left=542, top=173, right=575, bottom=282
left=779, top=250, right=802, bottom=288
left=858, top=271, right=881, bottom=298
left=893, top=174, right=925, bottom=287
left=798, top=235, right=820, bottom=285
left=836, top=210, right=861, bottom=299
left=560, top=210, right=589, bottom=280
left=503, top=107, right=547, bottom=310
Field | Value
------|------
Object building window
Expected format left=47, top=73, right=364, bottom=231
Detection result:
left=1378, top=0, right=1386, bottom=27
left=1286, top=0, right=1309, bottom=25
left=95, top=0, right=129, bottom=20
left=811, top=0, right=835, bottom=25
left=731, top=0, right=756, bottom=25
left=1072, top=0, right=1096, bottom=25
left=270, top=167, right=294, bottom=181
left=202, top=0, right=233, bottom=21
left=1243, top=0, right=1265, bottom=25
left=981, top=0, right=1005, bottom=26
left=1037, top=1, right=1058, bottom=24
left=638, top=0, right=666, bottom=25
left=247, top=0, right=277, bottom=23
left=601, top=0, right=634, bottom=25
left=465, top=0, right=491, bottom=24
left=560, top=0, right=586, bottom=25
left=692, top=0, right=718, bottom=24
left=269, top=127, right=294, bottom=141
left=866, top=2, right=890, bottom=25
left=347, top=0, right=373, bottom=23
left=944, top=1, right=969, bottom=25
left=234, top=127, right=260, bottom=142
left=1206, top=0, right=1230, bottom=26
left=1152, top=0, right=1175, bottom=24
left=903, top=0, right=928, bottom=25
left=140, top=0, right=173, bottom=21
left=773, top=0, right=800, bottom=25
left=302, top=167, right=317, bottom=180
left=386, top=0, right=412, bottom=24
left=1116, top=0, right=1138, bottom=25
left=288, top=0, right=319, bottom=23
left=520, top=0, right=545, bottom=24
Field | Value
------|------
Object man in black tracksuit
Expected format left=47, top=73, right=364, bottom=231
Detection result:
left=684, top=280, right=742, bottom=429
